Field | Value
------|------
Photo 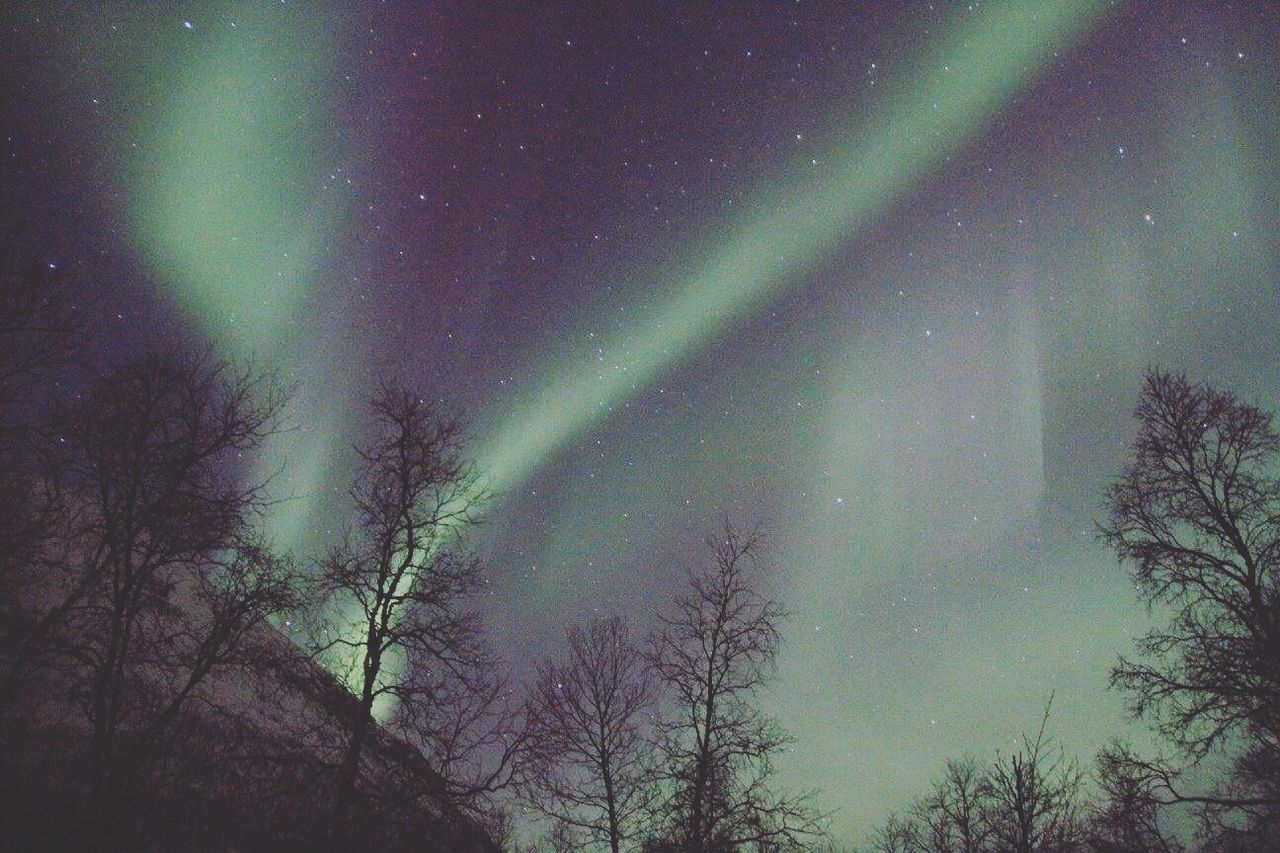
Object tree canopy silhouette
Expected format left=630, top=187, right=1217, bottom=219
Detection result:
left=1100, top=369, right=1280, bottom=844
left=2, top=351, right=298, bottom=851
left=646, top=522, right=823, bottom=852
left=522, top=615, right=655, bottom=852
left=315, top=384, right=518, bottom=847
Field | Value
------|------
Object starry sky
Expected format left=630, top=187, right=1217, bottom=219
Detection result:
left=3, top=1, right=1279, bottom=843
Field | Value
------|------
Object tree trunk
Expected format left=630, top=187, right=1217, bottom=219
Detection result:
left=333, top=638, right=380, bottom=852
left=332, top=708, right=370, bottom=851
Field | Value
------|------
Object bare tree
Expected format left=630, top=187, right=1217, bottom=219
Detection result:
left=4, top=351, right=298, bottom=851
left=523, top=615, right=655, bottom=852
left=392, top=619, right=526, bottom=830
left=315, top=384, right=498, bottom=847
left=863, top=702, right=1082, bottom=853
left=646, top=521, right=823, bottom=852
left=1085, top=743, right=1183, bottom=853
left=864, top=812, right=925, bottom=853
left=985, top=698, right=1084, bottom=853
left=1100, top=370, right=1280, bottom=839
left=917, top=757, right=995, bottom=853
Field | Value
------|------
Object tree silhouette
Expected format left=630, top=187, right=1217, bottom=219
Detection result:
left=523, top=615, right=656, bottom=852
left=865, top=812, right=923, bottom=853
left=1100, top=370, right=1280, bottom=841
left=985, top=698, right=1084, bottom=853
left=646, top=521, right=822, bottom=852
left=1085, top=743, right=1184, bottom=853
left=0, top=351, right=297, bottom=851
left=315, top=384, right=496, bottom=848
left=917, top=757, right=995, bottom=853
left=863, top=700, right=1082, bottom=853
left=391, top=611, right=525, bottom=836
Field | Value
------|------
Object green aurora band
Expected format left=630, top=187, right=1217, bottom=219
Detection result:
left=471, top=0, right=1113, bottom=508
left=124, top=0, right=1116, bottom=700
left=129, top=7, right=339, bottom=359
left=124, top=4, right=356, bottom=557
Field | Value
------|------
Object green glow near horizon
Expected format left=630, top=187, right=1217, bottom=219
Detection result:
left=473, top=0, right=1112, bottom=505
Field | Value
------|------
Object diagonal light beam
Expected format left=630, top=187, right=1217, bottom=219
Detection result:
left=475, top=0, right=1114, bottom=501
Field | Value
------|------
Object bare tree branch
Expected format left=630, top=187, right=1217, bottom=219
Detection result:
left=0, top=350, right=296, bottom=852
left=1100, top=370, right=1280, bottom=840
left=522, top=615, right=656, bottom=852
left=646, top=520, right=826, bottom=852
left=315, top=383, right=510, bottom=848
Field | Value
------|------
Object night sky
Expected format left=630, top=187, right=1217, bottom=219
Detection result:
left=3, top=1, right=1278, bottom=842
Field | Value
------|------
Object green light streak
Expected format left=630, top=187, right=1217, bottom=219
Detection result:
left=127, top=6, right=339, bottom=361
left=120, top=5, right=351, bottom=556
left=406, top=0, right=1113, bottom=703
left=475, top=0, right=1113, bottom=502
left=118, top=5, right=361, bottom=686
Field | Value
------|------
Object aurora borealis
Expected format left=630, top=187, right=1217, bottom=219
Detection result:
left=3, top=1, right=1278, bottom=843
